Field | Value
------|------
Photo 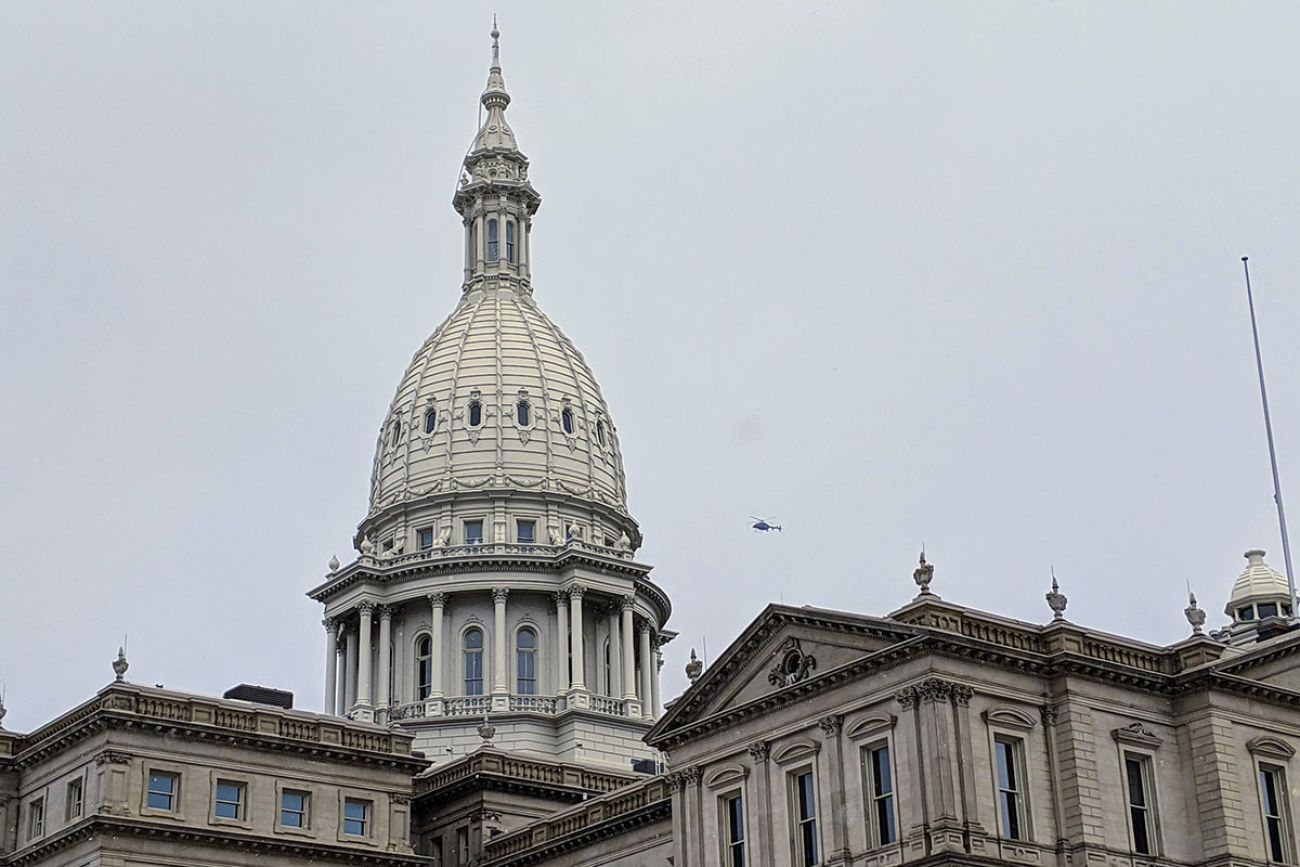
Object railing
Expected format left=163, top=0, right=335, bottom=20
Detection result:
left=389, top=702, right=427, bottom=720
left=214, top=708, right=257, bottom=731
left=1079, top=638, right=1171, bottom=674
left=509, top=695, right=558, bottom=713
left=590, top=695, right=627, bottom=717
left=445, top=696, right=492, bottom=716
left=355, top=538, right=636, bottom=571
left=391, top=693, right=638, bottom=720
left=416, top=747, right=638, bottom=799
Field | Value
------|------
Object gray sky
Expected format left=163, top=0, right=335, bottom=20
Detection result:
left=2, top=1, right=1299, bottom=732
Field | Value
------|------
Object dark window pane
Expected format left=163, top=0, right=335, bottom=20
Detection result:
left=1125, top=758, right=1146, bottom=807
left=873, top=746, right=893, bottom=795
left=517, top=520, right=535, bottom=543
left=562, top=409, right=574, bottom=434
left=517, top=401, right=530, bottom=426
left=1131, top=806, right=1150, bottom=853
left=425, top=410, right=437, bottom=434
left=487, top=220, right=499, bottom=261
left=518, top=628, right=535, bottom=649
left=465, top=629, right=483, bottom=649
left=1260, top=602, right=1280, bottom=618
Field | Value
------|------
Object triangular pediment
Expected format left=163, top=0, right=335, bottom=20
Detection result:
left=650, top=604, right=920, bottom=745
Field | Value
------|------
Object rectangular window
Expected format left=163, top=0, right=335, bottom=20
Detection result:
left=280, top=789, right=310, bottom=828
left=456, top=826, right=470, bottom=864
left=418, top=527, right=434, bottom=550
left=1260, top=602, right=1281, bottom=619
left=995, top=738, right=1025, bottom=840
left=1124, top=753, right=1157, bottom=855
left=343, top=798, right=371, bottom=837
left=1261, top=764, right=1293, bottom=863
left=28, top=798, right=44, bottom=840
left=516, top=519, right=535, bottom=544
left=464, top=520, right=484, bottom=545
left=214, top=780, right=244, bottom=820
left=724, top=793, right=746, bottom=867
left=792, top=770, right=819, bottom=866
left=147, top=771, right=179, bottom=812
left=66, top=778, right=83, bottom=820
left=867, top=744, right=897, bottom=846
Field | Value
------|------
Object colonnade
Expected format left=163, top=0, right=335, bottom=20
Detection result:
left=322, top=585, right=664, bottom=723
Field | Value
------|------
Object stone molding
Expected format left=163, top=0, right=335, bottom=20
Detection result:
left=982, top=707, right=1039, bottom=731
left=1247, top=735, right=1296, bottom=759
left=1111, top=721, right=1162, bottom=749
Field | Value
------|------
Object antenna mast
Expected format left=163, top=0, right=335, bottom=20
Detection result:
left=1242, top=256, right=1296, bottom=610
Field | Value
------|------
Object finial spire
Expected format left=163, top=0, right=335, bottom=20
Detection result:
left=1045, top=568, right=1068, bottom=621
left=491, top=15, right=500, bottom=68
left=480, top=18, right=510, bottom=110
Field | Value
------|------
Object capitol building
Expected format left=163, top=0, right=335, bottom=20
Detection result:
left=5, top=27, right=1300, bottom=867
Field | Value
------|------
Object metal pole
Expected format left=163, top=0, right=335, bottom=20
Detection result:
left=1242, top=256, right=1297, bottom=613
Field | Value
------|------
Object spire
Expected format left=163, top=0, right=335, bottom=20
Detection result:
left=482, top=17, right=510, bottom=111
left=469, top=19, right=519, bottom=156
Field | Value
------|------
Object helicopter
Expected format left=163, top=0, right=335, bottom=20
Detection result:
left=750, top=516, right=782, bottom=533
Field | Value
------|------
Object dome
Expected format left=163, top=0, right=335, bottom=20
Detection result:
left=1225, top=549, right=1291, bottom=615
left=365, top=282, right=629, bottom=521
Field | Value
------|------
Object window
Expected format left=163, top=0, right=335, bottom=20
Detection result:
left=604, top=639, right=612, bottom=695
left=416, top=636, right=433, bottom=699
left=215, top=780, right=245, bottom=820
left=418, top=527, right=434, bottom=550
left=1124, top=753, right=1157, bottom=855
left=464, top=628, right=484, bottom=695
left=1261, top=764, right=1293, bottom=863
left=281, top=789, right=310, bottom=828
left=468, top=400, right=482, bottom=427
left=66, top=778, right=83, bottom=820
left=561, top=408, right=574, bottom=434
left=1261, top=602, right=1281, bottom=619
left=1241, top=606, right=1257, bottom=621
left=995, top=738, right=1025, bottom=840
left=517, top=628, right=537, bottom=694
left=516, top=519, right=535, bottom=544
left=596, top=420, right=606, bottom=446
left=343, top=798, right=370, bottom=836
left=147, top=771, right=179, bottom=812
left=867, top=744, right=897, bottom=846
left=792, top=770, right=819, bottom=866
left=517, top=400, right=531, bottom=427
left=724, top=793, right=746, bottom=867
left=27, top=798, right=44, bottom=840
left=390, top=419, right=402, bottom=448
left=424, top=408, right=437, bottom=434
left=487, top=219, right=499, bottom=261
left=506, top=221, right=516, bottom=263
left=464, top=520, right=484, bottom=545
left=456, top=826, right=470, bottom=865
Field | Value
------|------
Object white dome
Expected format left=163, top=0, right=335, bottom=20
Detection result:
left=364, top=281, right=630, bottom=528
left=1225, top=549, right=1291, bottom=614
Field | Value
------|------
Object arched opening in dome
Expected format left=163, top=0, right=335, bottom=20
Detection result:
left=596, top=420, right=606, bottom=447
left=464, top=628, right=484, bottom=695
left=424, top=408, right=437, bottom=434
left=487, top=219, right=499, bottom=262
left=561, top=407, right=574, bottom=434
left=517, top=400, right=531, bottom=427
left=516, top=627, right=536, bottom=694
left=506, top=220, right=517, bottom=263
left=391, top=419, right=402, bottom=448
left=468, top=400, right=483, bottom=427
left=415, top=636, right=432, bottom=700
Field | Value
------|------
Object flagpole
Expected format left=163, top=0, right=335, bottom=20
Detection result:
left=1242, top=256, right=1297, bottom=612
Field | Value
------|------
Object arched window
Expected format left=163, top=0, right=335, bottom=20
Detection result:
left=464, top=628, right=484, bottom=695
left=604, top=639, right=612, bottom=697
left=506, top=221, right=516, bottom=263
left=391, top=419, right=402, bottom=448
left=487, top=219, right=499, bottom=262
left=424, top=408, right=437, bottom=434
left=517, top=400, right=531, bottom=427
left=415, top=636, right=432, bottom=700
left=468, top=400, right=482, bottom=427
left=516, top=628, right=537, bottom=694
left=561, top=408, right=574, bottom=434
left=596, top=420, right=606, bottom=447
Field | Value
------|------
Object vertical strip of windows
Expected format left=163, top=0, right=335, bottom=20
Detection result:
left=792, top=770, right=819, bottom=866
left=487, top=219, right=499, bottom=262
left=464, top=628, right=484, bottom=695
left=1124, top=753, right=1157, bottom=855
left=868, top=744, right=897, bottom=846
left=506, top=221, right=516, bottom=263
left=1261, top=764, right=1293, bottom=863
left=995, top=738, right=1025, bottom=840
left=724, top=793, right=746, bottom=867
left=416, top=635, right=433, bottom=699
left=516, top=628, right=537, bottom=694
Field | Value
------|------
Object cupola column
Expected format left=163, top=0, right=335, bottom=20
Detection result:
left=492, top=588, right=510, bottom=709
left=568, top=586, right=587, bottom=699
left=554, top=592, right=569, bottom=698
left=323, top=618, right=338, bottom=714
left=652, top=639, right=663, bottom=718
left=334, top=628, right=347, bottom=716
left=376, top=606, right=393, bottom=722
left=638, top=622, right=654, bottom=721
left=429, top=593, right=446, bottom=706
left=621, top=598, right=639, bottom=717
left=605, top=606, right=621, bottom=696
left=343, top=623, right=358, bottom=710
left=353, top=602, right=375, bottom=721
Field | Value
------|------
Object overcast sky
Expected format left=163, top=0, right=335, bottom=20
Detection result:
left=2, top=1, right=1299, bottom=732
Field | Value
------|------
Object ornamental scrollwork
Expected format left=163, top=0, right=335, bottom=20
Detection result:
left=748, top=741, right=771, bottom=763
left=894, top=686, right=918, bottom=710
left=916, top=678, right=953, bottom=704
left=767, top=637, right=817, bottom=688
left=818, top=715, right=845, bottom=736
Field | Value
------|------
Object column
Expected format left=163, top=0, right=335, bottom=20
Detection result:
left=652, top=644, right=663, bottom=719
left=605, top=607, right=620, bottom=696
left=819, top=715, right=849, bottom=862
left=568, top=585, right=587, bottom=702
left=620, top=598, right=639, bottom=716
left=429, top=594, right=446, bottom=702
left=554, top=592, right=569, bottom=698
left=748, top=742, right=775, bottom=865
left=638, top=622, right=654, bottom=720
left=354, top=602, right=375, bottom=720
left=344, top=624, right=358, bottom=711
left=376, top=606, right=393, bottom=722
left=492, top=588, right=510, bottom=711
left=335, top=624, right=348, bottom=716
left=323, top=618, right=338, bottom=715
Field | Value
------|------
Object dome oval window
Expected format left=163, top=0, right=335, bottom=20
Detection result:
left=517, top=400, right=531, bottom=427
left=561, top=408, right=574, bottom=435
left=596, top=420, right=606, bottom=447
left=487, top=219, right=499, bottom=262
left=391, top=419, right=403, bottom=448
left=424, top=408, right=437, bottom=434
left=468, top=401, right=483, bottom=427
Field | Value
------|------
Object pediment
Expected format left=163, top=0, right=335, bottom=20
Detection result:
left=1215, top=635, right=1300, bottom=692
left=648, top=604, right=920, bottom=746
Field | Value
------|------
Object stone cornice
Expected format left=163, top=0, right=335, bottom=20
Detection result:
left=2, top=814, right=423, bottom=867
left=413, top=748, right=634, bottom=802
left=10, top=684, right=423, bottom=773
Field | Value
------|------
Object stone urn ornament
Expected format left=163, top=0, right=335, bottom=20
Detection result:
left=685, top=649, right=703, bottom=684
left=913, top=551, right=935, bottom=597
left=477, top=714, right=496, bottom=745
left=112, top=647, right=129, bottom=682
left=1185, top=592, right=1206, bottom=635
left=1045, top=572, right=1068, bottom=622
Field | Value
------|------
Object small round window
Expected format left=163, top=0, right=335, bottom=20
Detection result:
left=517, top=401, right=531, bottom=427
left=424, top=408, right=437, bottom=434
left=561, top=408, right=574, bottom=434
left=468, top=401, right=483, bottom=427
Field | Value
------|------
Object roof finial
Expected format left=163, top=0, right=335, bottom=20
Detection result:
left=1045, top=566, right=1068, bottom=621
left=112, top=646, right=130, bottom=682
left=1185, top=590, right=1206, bottom=635
left=913, top=549, right=935, bottom=597
left=490, top=15, right=500, bottom=69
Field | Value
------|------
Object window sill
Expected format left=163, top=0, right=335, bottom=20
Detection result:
left=274, top=824, right=317, bottom=839
left=139, top=807, right=187, bottom=822
left=210, top=815, right=253, bottom=831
